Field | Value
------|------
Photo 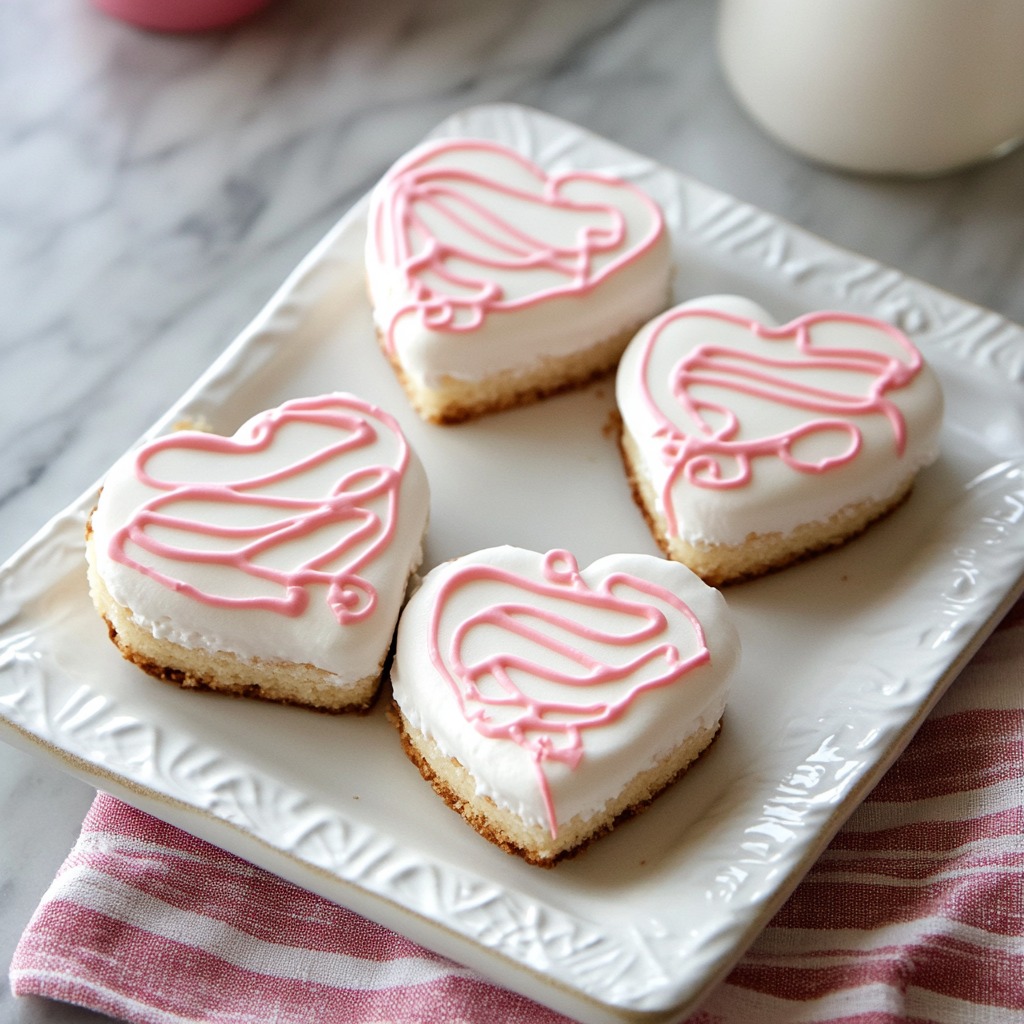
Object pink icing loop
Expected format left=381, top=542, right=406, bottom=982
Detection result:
left=636, top=308, right=924, bottom=535
left=371, top=139, right=666, bottom=353
left=427, top=552, right=711, bottom=838
left=109, top=394, right=410, bottom=626
left=327, top=575, right=377, bottom=621
left=542, top=548, right=581, bottom=586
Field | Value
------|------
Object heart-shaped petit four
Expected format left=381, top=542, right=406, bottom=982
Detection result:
left=365, top=137, right=672, bottom=423
left=616, top=296, right=944, bottom=585
left=87, top=393, right=429, bottom=711
left=390, top=546, right=739, bottom=865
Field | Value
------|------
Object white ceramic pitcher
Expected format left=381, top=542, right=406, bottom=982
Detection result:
left=716, top=0, right=1024, bottom=175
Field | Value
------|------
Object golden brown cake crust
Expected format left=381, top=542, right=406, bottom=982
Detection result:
left=376, top=312, right=665, bottom=426
left=617, top=421, right=915, bottom=587
left=389, top=701, right=722, bottom=867
left=99, top=609, right=380, bottom=714
left=86, top=521, right=383, bottom=714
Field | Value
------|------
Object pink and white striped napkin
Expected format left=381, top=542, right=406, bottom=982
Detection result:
left=10, top=598, right=1023, bottom=1024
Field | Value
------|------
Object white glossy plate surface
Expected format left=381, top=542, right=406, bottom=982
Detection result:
left=2, top=105, right=1023, bottom=1024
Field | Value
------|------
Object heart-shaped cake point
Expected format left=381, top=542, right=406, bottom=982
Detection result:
left=616, top=296, right=944, bottom=585
left=390, top=545, right=739, bottom=866
left=366, top=137, right=672, bottom=423
left=87, top=393, right=429, bottom=712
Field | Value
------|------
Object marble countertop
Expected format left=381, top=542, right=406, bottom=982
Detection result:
left=1, top=1, right=1022, bottom=1021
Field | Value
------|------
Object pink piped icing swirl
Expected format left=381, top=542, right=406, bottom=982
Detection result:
left=109, top=394, right=411, bottom=625
left=427, top=549, right=711, bottom=837
left=637, top=308, right=924, bottom=535
left=370, top=139, right=666, bottom=352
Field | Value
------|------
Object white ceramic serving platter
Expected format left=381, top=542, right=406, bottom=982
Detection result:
left=2, top=104, right=1023, bottom=1024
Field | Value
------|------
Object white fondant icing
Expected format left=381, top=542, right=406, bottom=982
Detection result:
left=616, top=296, right=944, bottom=546
left=391, top=545, right=738, bottom=832
left=365, top=138, right=672, bottom=388
left=89, top=394, right=429, bottom=686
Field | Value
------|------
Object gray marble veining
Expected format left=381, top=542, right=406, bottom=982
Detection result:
left=1, top=0, right=1022, bottom=1021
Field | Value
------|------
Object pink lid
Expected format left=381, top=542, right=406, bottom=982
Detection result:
left=91, top=0, right=272, bottom=32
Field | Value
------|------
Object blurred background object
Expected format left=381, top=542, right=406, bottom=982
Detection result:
left=91, top=0, right=272, bottom=32
left=717, top=0, right=1024, bottom=175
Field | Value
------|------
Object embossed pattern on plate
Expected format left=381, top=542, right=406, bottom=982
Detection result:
left=1, top=105, right=1023, bottom=1024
